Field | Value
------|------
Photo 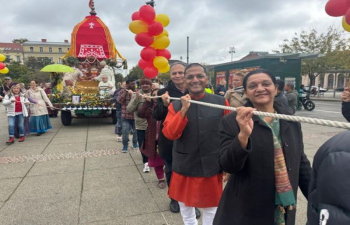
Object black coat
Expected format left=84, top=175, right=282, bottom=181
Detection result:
left=153, top=81, right=187, bottom=160
left=341, top=102, right=350, bottom=122
left=214, top=103, right=312, bottom=225
left=307, top=131, right=350, bottom=225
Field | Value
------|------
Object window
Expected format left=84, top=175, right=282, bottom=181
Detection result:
left=58, top=58, right=62, bottom=64
left=50, top=57, right=53, bottom=62
left=49, top=47, right=52, bottom=53
left=30, top=47, right=34, bottom=52
left=40, top=47, right=43, bottom=52
left=16, top=56, right=21, bottom=62
left=58, top=48, right=62, bottom=53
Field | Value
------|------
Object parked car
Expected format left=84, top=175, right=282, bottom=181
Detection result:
left=336, top=87, right=345, bottom=92
left=303, top=86, right=328, bottom=93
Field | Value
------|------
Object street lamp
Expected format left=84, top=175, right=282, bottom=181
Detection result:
left=229, top=46, right=235, bottom=62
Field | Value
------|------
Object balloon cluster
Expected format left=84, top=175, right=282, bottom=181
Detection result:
left=129, top=5, right=171, bottom=78
left=0, top=54, right=9, bottom=74
left=325, top=0, right=350, bottom=32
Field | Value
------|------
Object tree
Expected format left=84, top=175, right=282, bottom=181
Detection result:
left=157, top=71, right=170, bottom=83
left=115, top=73, right=124, bottom=84
left=5, top=61, right=35, bottom=84
left=12, top=38, right=28, bottom=44
left=275, top=26, right=350, bottom=90
left=126, top=65, right=144, bottom=80
left=25, top=56, right=53, bottom=71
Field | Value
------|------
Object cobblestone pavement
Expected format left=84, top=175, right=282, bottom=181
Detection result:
left=0, top=107, right=347, bottom=225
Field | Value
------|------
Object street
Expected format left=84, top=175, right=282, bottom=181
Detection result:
left=0, top=101, right=348, bottom=225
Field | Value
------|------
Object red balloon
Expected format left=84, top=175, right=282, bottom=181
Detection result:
left=144, top=66, right=158, bottom=78
left=346, top=8, right=350, bottom=24
left=325, top=0, right=350, bottom=17
left=156, top=49, right=171, bottom=60
left=139, top=59, right=152, bottom=70
left=148, top=21, right=164, bottom=36
left=135, top=32, right=154, bottom=47
left=132, top=11, right=140, bottom=21
left=139, top=5, right=156, bottom=24
left=0, top=62, right=5, bottom=70
left=140, top=47, right=157, bottom=61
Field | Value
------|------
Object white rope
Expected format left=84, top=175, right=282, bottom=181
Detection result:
left=140, top=94, right=350, bottom=130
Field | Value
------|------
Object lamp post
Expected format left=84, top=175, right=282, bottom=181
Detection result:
left=229, top=46, right=235, bottom=62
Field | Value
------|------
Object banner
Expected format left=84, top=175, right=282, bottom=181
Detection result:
left=228, top=67, right=260, bottom=88
left=216, top=71, right=226, bottom=86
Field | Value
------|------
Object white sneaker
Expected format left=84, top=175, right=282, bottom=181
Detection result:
left=143, top=163, right=150, bottom=173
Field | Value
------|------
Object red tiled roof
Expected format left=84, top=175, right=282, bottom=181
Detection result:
left=0, top=43, right=23, bottom=52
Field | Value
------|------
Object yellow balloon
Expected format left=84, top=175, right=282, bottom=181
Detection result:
left=0, top=67, right=9, bottom=74
left=129, top=20, right=148, bottom=34
left=342, top=16, right=350, bottom=32
left=156, top=29, right=169, bottom=37
left=153, top=56, right=168, bottom=70
left=159, top=64, right=170, bottom=73
left=155, top=14, right=170, bottom=27
left=0, top=54, right=6, bottom=62
left=153, top=36, right=170, bottom=50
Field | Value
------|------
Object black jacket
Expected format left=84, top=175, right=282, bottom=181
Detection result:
left=214, top=103, right=312, bottom=225
left=307, top=131, right=350, bottom=225
left=341, top=102, right=350, bottom=122
left=153, top=81, right=187, bottom=160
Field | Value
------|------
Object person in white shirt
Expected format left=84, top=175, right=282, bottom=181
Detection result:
left=98, top=75, right=115, bottom=95
left=94, top=61, right=116, bottom=89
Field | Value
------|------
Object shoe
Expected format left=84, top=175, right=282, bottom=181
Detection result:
left=133, top=144, right=139, bottom=150
left=195, top=207, right=201, bottom=219
left=18, top=136, right=25, bottom=142
left=117, top=136, right=122, bottom=142
left=169, top=199, right=180, bottom=213
left=122, top=146, right=128, bottom=153
left=143, top=163, right=150, bottom=173
left=158, top=179, right=166, bottom=189
left=6, top=137, right=15, bottom=144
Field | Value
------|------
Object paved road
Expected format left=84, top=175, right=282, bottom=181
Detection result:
left=297, top=100, right=346, bottom=122
left=0, top=103, right=347, bottom=225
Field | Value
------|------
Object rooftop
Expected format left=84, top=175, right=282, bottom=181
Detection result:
left=0, top=43, right=23, bottom=52
left=22, top=40, right=71, bottom=46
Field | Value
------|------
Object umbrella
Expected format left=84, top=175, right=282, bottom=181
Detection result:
left=40, top=64, right=74, bottom=73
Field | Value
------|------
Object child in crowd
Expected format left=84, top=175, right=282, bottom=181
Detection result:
left=2, top=84, right=29, bottom=144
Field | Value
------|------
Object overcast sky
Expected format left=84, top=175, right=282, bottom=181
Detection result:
left=1, top=0, right=346, bottom=72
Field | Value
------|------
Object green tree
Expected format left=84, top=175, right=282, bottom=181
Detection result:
left=115, top=73, right=124, bottom=84
left=157, top=71, right=170, bottom=83
left=5, top=61, right=35, bottom=84
left=25, top=56, right=53, bottom=71
left=275, top=26, right=350, bottom=90
left=126, top=65, right=144, bottom=80
left=12, top=38, right=28, bottom=44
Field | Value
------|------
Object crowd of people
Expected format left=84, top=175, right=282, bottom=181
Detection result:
left=2, top=61, right=350, bottom=224
left=0, top=77, right=54, bottom=144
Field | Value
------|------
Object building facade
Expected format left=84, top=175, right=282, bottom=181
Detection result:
left=0, top=43, right=24, bottom=63
left=301, top=72, right=349, bottom=90
left=22, top=39, right=70, bottom=64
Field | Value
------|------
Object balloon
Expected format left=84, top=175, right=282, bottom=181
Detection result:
left=159, top=64, right=170, bottom=73
left=148, top=21, right=164, bottom=36
left=0, top=62, right=5, bottom=70
left=0, top=67, right=9, bottom=74
left=153, top=56, right=168, bottom=70
left=135, top=33, right=154, bottom=47
left=139, top=5, right=156, bottom=24
left=0, top=54, right=6, bottom=62
left=346, top=8, right=350, bottom=24
left=157, top=29, right=169, bottom=37
left=325, top=0, right=350, bottom=17
left=342, top=16, right=350, bottom=32
left=144, top=66, right=158, bottom=78
left=140, top=47, right=157, bottom=61
left=155, top=14, right=170, bottom=27
left=156, top=49, right=171, bottom=60
left=129, top=20, right=148, bottom=34
left=153, top=35, right=170, bottom=49
left=132, top=11, right=140, bottom=21
left=139, top=59, right=152, bottom=70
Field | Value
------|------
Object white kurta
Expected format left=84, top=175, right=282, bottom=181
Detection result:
left=26, top=88, right=53, bottom=116
left=94, top=66, right=115, bottom=89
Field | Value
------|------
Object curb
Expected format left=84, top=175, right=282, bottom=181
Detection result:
left=310, top=98, right=342, bottom=102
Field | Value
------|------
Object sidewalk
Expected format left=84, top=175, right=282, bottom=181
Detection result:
left=0, top=107, right=347, bottom=224
left=310, top=91, right=342, bottom=102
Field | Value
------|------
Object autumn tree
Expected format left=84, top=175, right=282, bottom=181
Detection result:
left=275, top=26, right=350, bottom=90
left=126, top=65, right=144, bottom=81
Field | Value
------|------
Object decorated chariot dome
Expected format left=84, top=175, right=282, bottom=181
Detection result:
left=64, top=1, right=126, bottom=63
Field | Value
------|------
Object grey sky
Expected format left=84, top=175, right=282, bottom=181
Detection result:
left=1, top=0, right=344, bottom=70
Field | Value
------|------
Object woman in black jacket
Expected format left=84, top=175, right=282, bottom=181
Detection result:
left=214, top=69, right=312, bottom=225
left=307, top=131, right=350, bottom=225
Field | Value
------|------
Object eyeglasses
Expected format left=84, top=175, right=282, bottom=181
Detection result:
left=185, top=74, right=206, bottom=80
